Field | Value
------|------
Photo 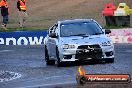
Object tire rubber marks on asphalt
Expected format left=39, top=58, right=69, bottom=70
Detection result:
left=0, top=71, right=21, bottom=82
left=125, top=50, right=132, bottom=53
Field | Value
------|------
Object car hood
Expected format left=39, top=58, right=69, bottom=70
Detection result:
left=59, top=35, right=111, bottom=45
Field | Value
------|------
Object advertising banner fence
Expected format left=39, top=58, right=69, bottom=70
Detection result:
left=0, top=29, right=132, bottom=45
left=108, top=28, right=132, bottom=43
left=0, top=31, right=47, bottom=45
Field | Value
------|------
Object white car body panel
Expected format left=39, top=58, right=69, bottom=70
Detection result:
left=44, top=19, right=115, bottom=62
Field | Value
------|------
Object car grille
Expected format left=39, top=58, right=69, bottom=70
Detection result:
left=75, top=45, right=102, bottom=60
left=78, top=44, right=100, bottom=49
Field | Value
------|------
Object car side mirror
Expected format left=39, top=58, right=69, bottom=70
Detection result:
left=105, top=29, right=111, bottom=34
left=46, top=30, right=49, bottom=34
left=49, top=33, right=58, bottom=38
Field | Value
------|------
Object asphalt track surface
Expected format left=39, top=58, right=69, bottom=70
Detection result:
left=0, top=44, right=132, bottom=88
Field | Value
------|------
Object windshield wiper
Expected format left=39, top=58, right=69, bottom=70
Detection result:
left=70, top=34, right=88, bottom=36
left=92, top=32, right=103, bottom=35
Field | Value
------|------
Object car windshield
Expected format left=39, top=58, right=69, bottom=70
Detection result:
left=60, top=22, right=103, bottom=37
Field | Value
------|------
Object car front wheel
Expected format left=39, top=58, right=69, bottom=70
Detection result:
left=105, top=58, right=114, bottom=63
left=56, top=47, right=61, bottom=67
left=45, top=46, right=55, bottom=65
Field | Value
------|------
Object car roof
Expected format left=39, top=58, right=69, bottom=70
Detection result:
left=58, top=19, right=94, bottom=24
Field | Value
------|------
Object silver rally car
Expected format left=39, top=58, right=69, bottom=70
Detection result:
left=44, top=19, right=114, bottom=66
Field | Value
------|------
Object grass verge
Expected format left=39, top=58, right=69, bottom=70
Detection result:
left=104, top=25, right=132, bottom=29
left=0, top=25, right=132, bottom=32
left=0, top=27, right=48, bottom=32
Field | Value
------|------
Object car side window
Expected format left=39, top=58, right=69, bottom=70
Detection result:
left=49, top=24, right=58, bottom=34
left=49, top=26, right=54, bottom=34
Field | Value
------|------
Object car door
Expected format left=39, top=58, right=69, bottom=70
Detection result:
left=47, top=24, right=58, bottom=59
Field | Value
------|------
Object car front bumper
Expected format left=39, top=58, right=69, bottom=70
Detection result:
left=59, top=46, right=114, bottom=62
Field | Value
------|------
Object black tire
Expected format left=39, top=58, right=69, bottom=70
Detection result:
left=105, top=58, right=114, bottom=63
left=56, top=47, right=61, bottom=67
left=124, top=16, right=130, bottom=27
left=76, top=76, right=86, bottom=85
left=45, top=46, right=55, bottom=65
left=105, top=16, right=116, bottom=26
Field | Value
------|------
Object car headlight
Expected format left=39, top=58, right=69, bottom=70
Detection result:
left=62, top=44, right=75, bottom=49
left=101, top=41, right=112, bottom=46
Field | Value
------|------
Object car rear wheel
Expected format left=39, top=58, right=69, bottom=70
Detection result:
left=45, top=46, right=55, bottom=65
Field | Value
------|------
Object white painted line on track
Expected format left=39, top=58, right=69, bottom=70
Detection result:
left=43, top=75, right=72, bottom=80
left=17, top=81, right=75, bottom=88
left=17, top=75, right=132, bottom=88
left=17, top=75, right=75, bottom=88
left=0, top=50, right=14, bottom=53
left=125, top=50, right=132, bottom=53
left=16, top=80, right=132, bottom=88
